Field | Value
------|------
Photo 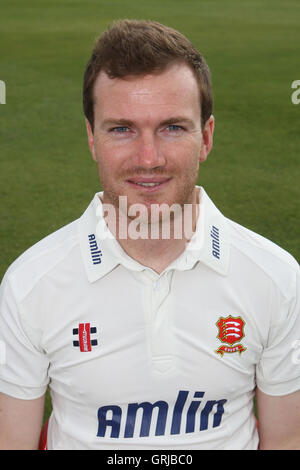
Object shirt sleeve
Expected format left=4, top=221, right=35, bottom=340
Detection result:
left=0, top=272, right=50, bottom=399
left=256, top=267, right=300, bottom=396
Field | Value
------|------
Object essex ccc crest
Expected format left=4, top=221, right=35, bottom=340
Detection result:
left=215, top=315, right=246, bottom=357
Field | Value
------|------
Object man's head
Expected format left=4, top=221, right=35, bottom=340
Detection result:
left=83, top=19, right=215, bottom=225
left=83, top=19, right=213, bottom=133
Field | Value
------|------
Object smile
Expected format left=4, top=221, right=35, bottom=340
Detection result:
left=135, top=182, right=161, bottom=187
left=126, top=178, right=171, bottom=192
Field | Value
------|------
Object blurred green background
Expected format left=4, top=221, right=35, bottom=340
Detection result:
left=0, top=0, right=299, bottom=425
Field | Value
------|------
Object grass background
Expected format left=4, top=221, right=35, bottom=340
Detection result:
left=0, top=0, right=299, bottom=426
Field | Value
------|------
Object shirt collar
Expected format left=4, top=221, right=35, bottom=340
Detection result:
left=79, top=187, right=230, bottom=282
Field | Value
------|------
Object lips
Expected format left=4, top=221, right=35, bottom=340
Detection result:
left=126, top=177, right=171, bottom=191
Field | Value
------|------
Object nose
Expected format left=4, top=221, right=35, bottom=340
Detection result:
left=135, top=132, right=166, bottom=169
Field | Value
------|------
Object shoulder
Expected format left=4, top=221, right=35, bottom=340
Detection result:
left=227, top=218, right=299, bottom=297
left=2, top=219, right=80, bottom=303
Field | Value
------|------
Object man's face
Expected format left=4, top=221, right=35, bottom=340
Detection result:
left=86, top=62, right=214, bottom=217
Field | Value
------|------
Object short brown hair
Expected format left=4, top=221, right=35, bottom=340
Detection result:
left=83, top=19, right=213, bottom=131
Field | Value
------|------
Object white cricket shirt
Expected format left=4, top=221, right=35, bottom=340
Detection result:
left=0, top=187, right=299, bottom=450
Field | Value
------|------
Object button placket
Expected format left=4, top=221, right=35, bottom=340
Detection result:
left=150, top=272, right=174, bottom=371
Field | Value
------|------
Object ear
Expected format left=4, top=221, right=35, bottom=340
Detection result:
left=85, top=118, right=97, bottom=162
left=199, top=115, right=215, bottom=163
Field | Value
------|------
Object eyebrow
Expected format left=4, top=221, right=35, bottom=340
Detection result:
left=101, top=116, right=195, bottom=128
left=159, top=116, right=195, bottom=127
left=101, top=118, right=135, bottom=128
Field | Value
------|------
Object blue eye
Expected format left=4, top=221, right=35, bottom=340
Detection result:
left=110, top=126, right=129, bottom=133
left=167, top=125, right=183, bottom=131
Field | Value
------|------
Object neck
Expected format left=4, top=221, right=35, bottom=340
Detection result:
left=101, top=188, right=200, bottom=274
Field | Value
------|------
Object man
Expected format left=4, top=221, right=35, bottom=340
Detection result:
left=0, top=20, right=299, bottom=450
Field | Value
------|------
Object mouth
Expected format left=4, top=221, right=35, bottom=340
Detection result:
left=126, top=177, right=172, bottom=192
